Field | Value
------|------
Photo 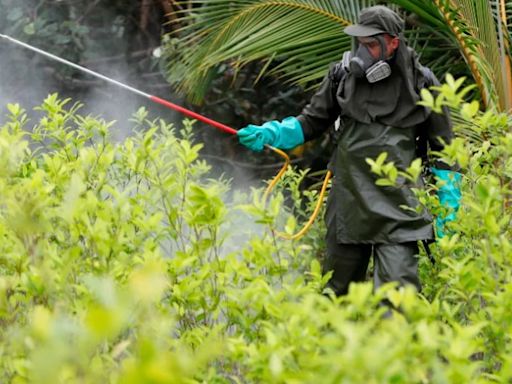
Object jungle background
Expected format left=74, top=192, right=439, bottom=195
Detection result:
left=0, top=0, right=511, bottom=382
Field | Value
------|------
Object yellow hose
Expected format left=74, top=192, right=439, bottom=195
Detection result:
left=263, top=145, right=290, bottom=202
left=264, top=144, right=332, bottom=240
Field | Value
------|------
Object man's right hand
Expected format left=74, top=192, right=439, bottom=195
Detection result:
left=237, top=124, right=275, bottom=152
left=237, top=117, right=305, bottom=152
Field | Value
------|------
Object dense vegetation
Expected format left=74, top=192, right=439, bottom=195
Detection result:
left=1, top=1, right=511, bottom=382
left=0, top=75, right=511, bottom=382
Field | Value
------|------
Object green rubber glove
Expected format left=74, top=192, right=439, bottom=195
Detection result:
left=432, top=168, right=462, bottom=238
left=237, top=117, right=304, bottom=152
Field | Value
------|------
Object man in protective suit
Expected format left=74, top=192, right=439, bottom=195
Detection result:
left=237, top=6, right=461, bottom=296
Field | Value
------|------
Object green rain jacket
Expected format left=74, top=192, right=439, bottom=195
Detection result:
left=297, top=44, right=454, bottom=244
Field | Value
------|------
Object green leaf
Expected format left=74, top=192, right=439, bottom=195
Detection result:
left=406, top=158, right=423, bottom=182
left=460, top=100, right=480, bottom=120
left=23, top=22, right=35, bottom=35
left=419, top=89, right=435, bottom=108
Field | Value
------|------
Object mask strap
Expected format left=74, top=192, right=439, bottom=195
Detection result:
left=375, top=35, right=388, bottom=61
left=351, top=37, right=359, bottom=55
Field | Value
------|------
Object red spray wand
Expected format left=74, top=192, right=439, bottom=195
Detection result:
left=0, top=33, right=331, bottom=241
left=0, top=33, right=237, bottom=135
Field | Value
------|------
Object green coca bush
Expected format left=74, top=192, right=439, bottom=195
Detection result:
left=0, top=82, right=510, bottom=382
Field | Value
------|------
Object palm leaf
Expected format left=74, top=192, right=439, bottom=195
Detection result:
left=167, top=0, right=377, bottom=102
left=166, top=0, right=512, bottom=111
left=406, top=0, right=512, bottom=110
left=166, top=0, right=471, bottom=102
left=404, top=23, right=468, bottom=78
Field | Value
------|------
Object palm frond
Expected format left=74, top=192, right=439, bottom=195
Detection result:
left=410, top=0, right=511, bottom=111
left=405, top=24, right=468, bottom=78
left=166, top=0, right=512, bottom=110
left=385, top=0, right=447, bottom=29
left=167, top=0, right=376, bottom=102
left=391, top=0, right=492, bottom=107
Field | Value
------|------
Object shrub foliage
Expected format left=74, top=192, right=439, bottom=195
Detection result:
left=0, top=83, right=511, bottom=382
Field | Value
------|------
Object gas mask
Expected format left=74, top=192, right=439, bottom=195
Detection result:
left=349, top=36, right=392, bottom=83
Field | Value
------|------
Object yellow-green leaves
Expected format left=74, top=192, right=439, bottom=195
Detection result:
left=4, top=170, right=53, bottom=240
left=185, top=184, right=227, bottom=227
left=366, top=152, right=398, bottom=186
left=419, top=74, right=477, bottom=114
left=0, top=119, right=28, bottom=178
left=1, top=92, right=512, bottom=382
left=59, top=173, right=86, bottom=223
left=366, top=151, right=390, bottom=176
left=460, top=100, right=480, bottom=120
left=366, top=153, right=422, bottom=187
